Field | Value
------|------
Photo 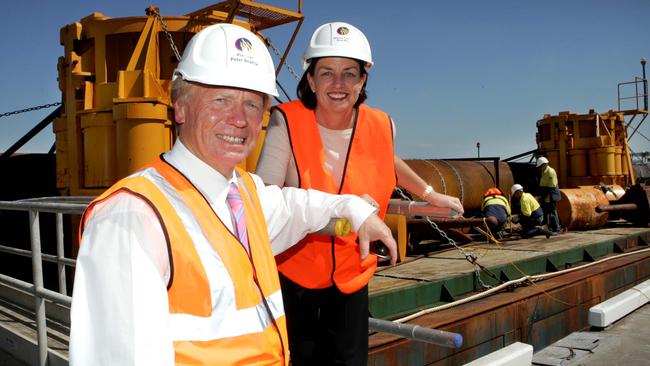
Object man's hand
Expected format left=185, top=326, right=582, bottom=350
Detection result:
left=357, top=214, right=397, bottom=266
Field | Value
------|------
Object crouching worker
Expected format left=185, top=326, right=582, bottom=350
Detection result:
left=510, top=184, right=551, bottom=239
left=69, top=24, right=397, bottom=366
left=481, top=187, right=510, bottom=235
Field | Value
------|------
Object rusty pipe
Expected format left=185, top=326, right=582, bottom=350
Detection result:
left=558, top=187, right=609, bottom=230
left=595, top=203, right=639, bottom=213
left=404, top=159, right=514, bottom=213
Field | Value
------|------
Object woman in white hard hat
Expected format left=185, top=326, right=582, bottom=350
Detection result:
left=256, top=22, right=463, bottom=365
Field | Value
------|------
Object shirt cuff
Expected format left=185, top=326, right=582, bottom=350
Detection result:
left=336, top=195, right=376, bottom=232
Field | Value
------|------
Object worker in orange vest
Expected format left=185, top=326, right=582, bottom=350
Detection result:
left=69, top=23, right=397, bottom=366
left=256, top=22, right=463, bottom=366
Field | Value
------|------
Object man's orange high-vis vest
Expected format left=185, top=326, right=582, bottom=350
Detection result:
left=80, top=157, right=289, bottom=366
left=274, top=101, right=396, bottom=294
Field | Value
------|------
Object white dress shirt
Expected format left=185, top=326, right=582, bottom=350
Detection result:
left=69, top=140, right=374, bottom=366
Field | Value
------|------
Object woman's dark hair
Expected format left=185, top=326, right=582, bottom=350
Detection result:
left=296, top=58, right=369, bottom=110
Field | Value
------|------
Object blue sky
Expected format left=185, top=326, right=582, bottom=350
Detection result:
left=2, top=0, right=649, bottom=160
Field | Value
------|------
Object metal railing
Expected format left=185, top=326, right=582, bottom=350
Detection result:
left=0, top=197, right=89, bottom=366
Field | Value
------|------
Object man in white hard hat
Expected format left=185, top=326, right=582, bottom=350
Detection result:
left=69, top=23, right=397, bottom=366
left=510, top=184, right=551, bottom=239
left=536, top=156, right=561, bottom=235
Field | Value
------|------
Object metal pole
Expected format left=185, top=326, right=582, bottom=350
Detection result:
left=476, top=141, right=481, bottom=159
left=56, top=213, right=67, bottom=295
left=0, top=106, right=62, bottom=161
left=642, top=58, right=647, bottom=111
left=368, top=317, right=463, bottom=348
left=595, top=203, right=638, bottom=213
left=386, top=201, right=458, bottom=218
left=29, top=210, right=48, bottom=366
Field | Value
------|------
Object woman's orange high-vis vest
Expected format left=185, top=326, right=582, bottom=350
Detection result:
left=274, top=100, right=396, bottom=294
left=80, top=157, right=289, bottom=366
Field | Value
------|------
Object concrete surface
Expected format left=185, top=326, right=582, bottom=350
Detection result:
left=533, top=303, right=650, bottom=366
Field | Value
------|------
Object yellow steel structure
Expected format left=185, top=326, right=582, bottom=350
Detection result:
left=536, top=110, right=635, bottom=189
left=55, top=1, right=303, bottom=196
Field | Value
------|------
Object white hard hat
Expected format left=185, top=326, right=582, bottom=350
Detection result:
left=174, top=23, right=278, bottom=96
left=511, top=184, right=524, bottom=194
left=302, top=22, right=373, bottom=70
left=536, top=156, right=549, bottom=167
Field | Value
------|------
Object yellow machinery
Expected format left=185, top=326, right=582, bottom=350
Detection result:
left=536, top=110, right=636, bottom=189
left=54, top=1, right=304, bottom=197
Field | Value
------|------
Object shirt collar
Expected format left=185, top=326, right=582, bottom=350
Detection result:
left=163, top=139, right=236, bottom=206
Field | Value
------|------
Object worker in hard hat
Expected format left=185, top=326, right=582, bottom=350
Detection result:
left=255, top=21, right=463, bottom=366
left=481, top=187, right=511, bottom=233
left=69, top=23, right=398, bottom=366
left=510, top=184, right=552, bottom=239
left=536, top=156, right=561, bottom=235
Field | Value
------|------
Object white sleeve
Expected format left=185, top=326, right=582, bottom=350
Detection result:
left=255, top=109, right=292, bottom=186
left=69, top=193, right=174, bottom=366
left=250, top=174, right=376, bottom=255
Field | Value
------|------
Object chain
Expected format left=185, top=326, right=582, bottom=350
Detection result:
left=0, top=102, right=62, bottom=118
left=267, top=38, right=301, bottom=81
left=395, top=186, right=494, bottom=289
left=150, top=9, right=182, bottom=62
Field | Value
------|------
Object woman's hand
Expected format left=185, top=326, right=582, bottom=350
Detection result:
left=424, top=191, right=464, bottom=217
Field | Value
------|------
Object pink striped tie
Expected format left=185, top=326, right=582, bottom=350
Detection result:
left=226, top=182, right=250, bottom=255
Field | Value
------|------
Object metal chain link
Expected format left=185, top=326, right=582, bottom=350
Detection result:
left=395, top=186, right=493, bottom=289
left=267, top=38, right=301, bottom=81
left=151, top=9, right=182, bottom=62
left=0, top=102, right=62, bottom=119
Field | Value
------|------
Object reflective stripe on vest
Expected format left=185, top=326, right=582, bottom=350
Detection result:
left=274, top=101, right=396, bottom=294
left=81, top=158, right=288, bottom=365
left=481, top=195, right=511, bottom=215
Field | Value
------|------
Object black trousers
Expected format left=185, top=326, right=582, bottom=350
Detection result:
left=541, top=200, right=560, bottom=232
left=280, top=274, right=369, bottom=366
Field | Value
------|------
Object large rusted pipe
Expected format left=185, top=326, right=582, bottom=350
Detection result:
left=557, top=187, right=609, bottom=230
left=595, top=203, right=638, bottom=213
left=404, top=159, right=514, bottom=213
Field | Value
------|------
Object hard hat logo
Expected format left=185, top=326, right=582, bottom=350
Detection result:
left=336, top=27, right=349, bottom=35
left=235, top=38, right=253, bottom=52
